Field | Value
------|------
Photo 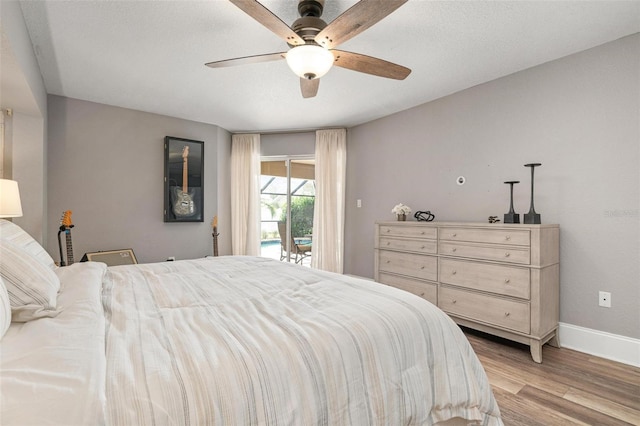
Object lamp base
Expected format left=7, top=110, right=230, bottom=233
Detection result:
left=523, top=212, right=541, bottom=224
left=504, top=213, right=520, bottom=224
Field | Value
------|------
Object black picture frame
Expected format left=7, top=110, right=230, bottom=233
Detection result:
left=164, top=136, right=204, bottom=222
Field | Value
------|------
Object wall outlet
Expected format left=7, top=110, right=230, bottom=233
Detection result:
left=598, top=291, right=611, bottom=308
left=356, top=199, right=362, bottom=208
left=167, top=256, right=176, bottom=262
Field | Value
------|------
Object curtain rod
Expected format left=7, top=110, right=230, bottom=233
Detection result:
left=232, top=127, right=346, bottom=136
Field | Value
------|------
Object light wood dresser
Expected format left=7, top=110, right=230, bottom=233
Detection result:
left=374, top=221, right=560, bottom=363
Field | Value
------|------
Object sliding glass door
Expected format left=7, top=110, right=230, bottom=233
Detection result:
left=260, top=157, right=315, bottom=265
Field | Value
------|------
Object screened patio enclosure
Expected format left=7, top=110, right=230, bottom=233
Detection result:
left=260, top=159, right=315, bottom=265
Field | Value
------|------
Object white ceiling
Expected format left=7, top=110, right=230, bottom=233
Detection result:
left=17, top=0, right=640, bottom=133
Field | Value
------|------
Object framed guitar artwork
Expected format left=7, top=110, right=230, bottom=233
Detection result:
left=164, top=136, right=204, bottom=222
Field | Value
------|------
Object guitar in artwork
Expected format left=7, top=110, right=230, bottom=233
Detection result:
left=58, top=210, right=75, bottom=266
left=172, top=146, right=196, bottom=217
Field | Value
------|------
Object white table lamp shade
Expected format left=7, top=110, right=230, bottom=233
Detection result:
left=0, top=179, right=23, bottom=218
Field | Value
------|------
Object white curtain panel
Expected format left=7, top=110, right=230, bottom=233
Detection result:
left=230, top=134, right=261, bottom=256
left=311, top=129, right=347, bottom=273
left=0, top=110, right=4, bottom=178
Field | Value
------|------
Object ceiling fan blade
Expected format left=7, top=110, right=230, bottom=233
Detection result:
left=229, top=0, right=304, bottom=46
left=314, top=0, right=407, bottom=49
left=205, top=52, right=286, bottom=68
left=300, top=78, right=319, bottom=98
left=331, top=50, right=411, bottom=80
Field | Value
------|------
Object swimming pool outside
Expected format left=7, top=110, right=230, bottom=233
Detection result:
left=260, top=239, right=311, bottom=266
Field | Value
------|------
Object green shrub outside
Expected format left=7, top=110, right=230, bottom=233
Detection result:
left=280, top=196, right=314, bottom=238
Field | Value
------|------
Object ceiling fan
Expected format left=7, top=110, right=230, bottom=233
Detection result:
left=205, top=0, right=411, bottom=98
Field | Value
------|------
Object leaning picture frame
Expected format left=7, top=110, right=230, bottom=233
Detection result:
left=81, top=249, right=138, bottom=266
left=164, top=136, right=204, bottom=222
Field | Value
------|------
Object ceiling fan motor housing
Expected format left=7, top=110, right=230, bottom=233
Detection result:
left=291, top=17, right=327, bottom=43
left=292, top=0, right=327, bottom=44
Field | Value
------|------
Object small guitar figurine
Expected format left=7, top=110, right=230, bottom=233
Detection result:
left=211, top=216, right=219, bottom=257
left=172, top=146, right=195, bottom=217
left=59, top=210, right=75, bottom=266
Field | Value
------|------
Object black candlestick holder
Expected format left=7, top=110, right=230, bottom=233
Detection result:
left=503, top=180, right=520, bottom=223
left=524, top=163, right=542, bottom=224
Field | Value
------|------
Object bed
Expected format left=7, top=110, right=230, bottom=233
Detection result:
left=0, top=220, right=502, bottom=425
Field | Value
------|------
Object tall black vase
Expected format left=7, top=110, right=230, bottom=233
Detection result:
left=503, top=181, right=520, bottom=223
left=524, top=163, right=541, bottom=224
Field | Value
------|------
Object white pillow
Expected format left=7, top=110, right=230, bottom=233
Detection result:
left=0, top=240, right=61, bottom=322
left=0, top=276, right=10, bottom=339
left=0, top=219, right=57, bottom=269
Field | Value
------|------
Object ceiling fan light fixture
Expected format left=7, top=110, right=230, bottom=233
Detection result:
left=286, top=45, right=334, bottom=80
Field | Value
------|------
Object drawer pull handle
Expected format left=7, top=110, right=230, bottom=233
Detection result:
left=504, top=252, right=510, bottom=257
left=452, top=233, right=457, bottom=237
left=420, top=266, right=425, bottom=270
left=504, top=312, right=510, bottom=317
left=452, top=270, right=457, bottom=275
left=421, top=231, right=425, bottom=235
left=386, top=242, right=391, bottom=246
left=420, top=292, right=425, bottom=297
left=452, top=248, right=457, bottom=252
left=504, top=278, right=510, bottom=283
left=421, top=245, right=425, bottom=249
left=386, top=260, right=391, bottom=264
left=506, top=236, right=511, bottom=241
left=386, top=229, right=390, bottom=233
left=452, top=300, right=457, bottom=304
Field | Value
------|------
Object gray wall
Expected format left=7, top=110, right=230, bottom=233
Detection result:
left=11, top=112, right=46, bottom=241
left=1, top=0, right=48, bottom=243
left=345, top=34, right=639, bottom=339
left=47, top=95, right=232, bottom=263
left=261, top=132, right=315, bottom=157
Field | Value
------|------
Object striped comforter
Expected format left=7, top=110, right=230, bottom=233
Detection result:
left=103, top=256, right=502, bottom=425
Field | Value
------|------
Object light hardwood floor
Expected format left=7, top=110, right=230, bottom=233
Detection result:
left=463, top=328, right=640, bottom=426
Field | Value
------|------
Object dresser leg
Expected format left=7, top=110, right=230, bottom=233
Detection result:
left=530, top=340, right=543, bottom=363
left=548, top=333, right=560, bottom=348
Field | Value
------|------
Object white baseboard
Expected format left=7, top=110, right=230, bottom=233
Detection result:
left=344, top=274, right=374, bottom=281
left=559, top=322, right=640, bottom=367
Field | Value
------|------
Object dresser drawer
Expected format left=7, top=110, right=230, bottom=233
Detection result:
left=379, top=225, right=437, bottom=239
left=439, top=286, right=530, bottom=334
left=379, top=237, right=437, bottom=254
left=439, top=241, right=530, bottom=265
left=440, top=227, right=530, bottom=246
left=379, top=250, right=437, bottom=281
left=439, top=258, right=530, bottom=300
left=378, top=273, right=437, bottom=305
